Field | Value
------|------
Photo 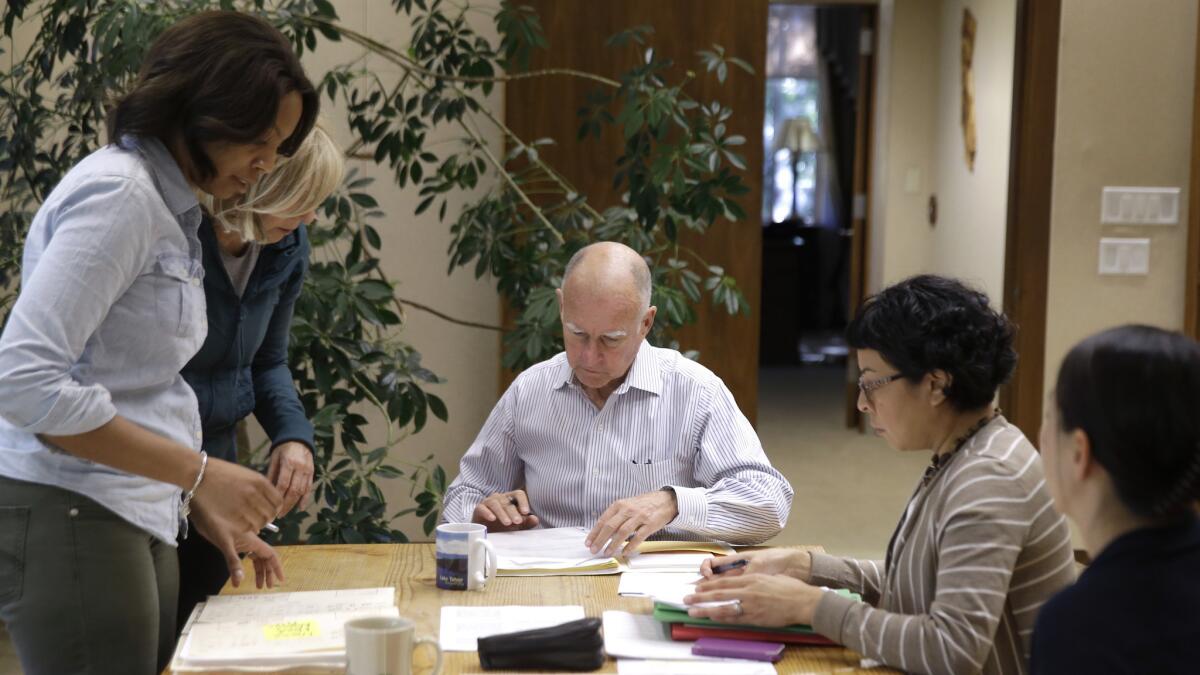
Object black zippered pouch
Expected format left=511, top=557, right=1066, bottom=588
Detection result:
left=477, top=617, right=605, bottom=671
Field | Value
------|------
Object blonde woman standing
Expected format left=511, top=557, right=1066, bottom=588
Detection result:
left=177, top=125, right=344, bottom=629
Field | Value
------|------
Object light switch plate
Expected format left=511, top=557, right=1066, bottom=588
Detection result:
left=1098, top=237, right=1150, bottom=275
left=1101, top=187, right=1180, bottom=225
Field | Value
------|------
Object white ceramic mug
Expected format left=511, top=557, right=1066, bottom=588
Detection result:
left=435, top=522, right=497, bottom=591
left=344, top=615, right=443, bottom=675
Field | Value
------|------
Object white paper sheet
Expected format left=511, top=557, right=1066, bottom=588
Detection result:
left=488, top=527, right=596, bottom=560
left=602, top=610, right=732, bottom=661
left=616, top=571, right=698, bottom=596
left=618, top=660, right=777, bottom=675
left=616, top=572, right=738, bottom=610
left=488, top=527, right=611, bottom=568
left=439, top=605, right=586, bottom=652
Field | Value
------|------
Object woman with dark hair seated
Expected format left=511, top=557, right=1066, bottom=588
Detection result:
left=1032, top=325, right=1200, bottom=674
left=688, top=275, right=1075, bottom=675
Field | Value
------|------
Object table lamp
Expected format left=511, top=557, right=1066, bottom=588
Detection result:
left=773, top=116, right=822, bottom=222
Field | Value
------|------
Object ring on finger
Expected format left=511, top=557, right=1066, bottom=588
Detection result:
left=733, top=600, right=743, bottom=616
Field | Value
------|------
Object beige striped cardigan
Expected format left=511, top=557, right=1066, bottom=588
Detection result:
left=811, top=416, right=1076, bottom=675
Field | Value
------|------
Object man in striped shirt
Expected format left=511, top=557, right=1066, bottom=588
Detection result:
left=442, top=242, right=793, bottom=554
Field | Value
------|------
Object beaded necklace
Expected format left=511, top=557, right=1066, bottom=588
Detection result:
left=920, top=408, right=1001, bottom=487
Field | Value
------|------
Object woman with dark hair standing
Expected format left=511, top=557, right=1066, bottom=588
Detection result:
left=688, top=275, right=1076, bottom=674
left=0, top=11, right=318, bottom=674
left=1032, top=325, right=1200, bottom=674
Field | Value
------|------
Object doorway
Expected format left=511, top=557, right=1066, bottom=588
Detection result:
left=758, top=3, right=875, bottom=431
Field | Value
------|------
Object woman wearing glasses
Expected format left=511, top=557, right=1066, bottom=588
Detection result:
left=688, top=275, right=1075, bottom=675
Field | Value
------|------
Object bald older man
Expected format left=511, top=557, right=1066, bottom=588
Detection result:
left=442, top=242, right=793, bottom=555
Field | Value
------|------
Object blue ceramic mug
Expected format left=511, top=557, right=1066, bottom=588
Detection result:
left=435, top=523, right=497, bottom=591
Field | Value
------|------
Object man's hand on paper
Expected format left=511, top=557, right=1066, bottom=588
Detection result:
left=473, top=489, right=541, bottom=532
left=684, top=573, right=823, bottom=627
left=238, top=533, right=285, bottom=589
left=267, top=441, right=314, bottom=514
left=700, top=549, right=813, bottom=582
left=586, top=489, right=678, bottom=557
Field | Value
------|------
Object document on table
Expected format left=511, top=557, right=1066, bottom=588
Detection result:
left=618, top=660, right=777, bottom=674
left=617, top=572, right=738, bottom=610
left=489, top=527, right=620, bottom=575
left=489, top=527, right=732, bottom=576
left=617, top=571, right=699, bottom=597
left=624, top=552, right=714, bottom=572
left=602, top=610, right=744, bottom=662
left=439, top=605, right=586, bottom=652
left=171, top=587, right=399, bottom=671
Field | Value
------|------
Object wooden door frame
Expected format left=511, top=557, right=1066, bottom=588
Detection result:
left=844, top=5, right=879, bottom=428
left=1185, top=5, right=1200, bottom=340
left=998, top=0, right=1062, bottom=436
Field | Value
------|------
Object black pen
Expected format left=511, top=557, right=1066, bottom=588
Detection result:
left=712, top=559, right=748, bottom=575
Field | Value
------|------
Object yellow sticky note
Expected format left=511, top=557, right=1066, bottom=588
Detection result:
left=263, top=619, right=321, bottom=641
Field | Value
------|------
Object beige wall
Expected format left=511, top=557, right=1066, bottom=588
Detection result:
left=869, top=0, right=937, bottom=291
left=1043, top=0, right=1197, bottom=388
left=930, top=0, right=1016, bottom=303
left=245, top=1, right=503, bottom=539
left=870, top=0, right=1016, bottom=302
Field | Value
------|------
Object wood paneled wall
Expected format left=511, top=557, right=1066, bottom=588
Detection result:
left=504, top=0, right=768, bottom=422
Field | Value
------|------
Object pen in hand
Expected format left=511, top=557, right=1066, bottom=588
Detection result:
left=712, top=558, right=748, bottom=575
left=690, top=557, right=748, bottom=584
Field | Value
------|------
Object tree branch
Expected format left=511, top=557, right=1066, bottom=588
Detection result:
left=396, top=296, right=503, bottom=332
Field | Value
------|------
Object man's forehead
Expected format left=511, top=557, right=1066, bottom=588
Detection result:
left=565, top=320, right=628, bottom=337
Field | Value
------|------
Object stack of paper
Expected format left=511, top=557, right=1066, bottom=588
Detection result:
left=490, top=527, right=620, bottom=575
left=650, top=589, right=861, bottom=647
left=170, top=587, right=398, bottom=671
left=489, top=527, right=733, bottom=576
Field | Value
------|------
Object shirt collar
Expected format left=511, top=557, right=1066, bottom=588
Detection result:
left=553, top=339, right=662, bottom=397
left=122, top=135, right=200, bottom=219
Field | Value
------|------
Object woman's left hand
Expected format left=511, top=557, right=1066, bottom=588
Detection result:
left=238, top=533, right=285, bottom=589
left=684, top=573, right=826, bottom=628
left=267, top=441, right=314, bottom=515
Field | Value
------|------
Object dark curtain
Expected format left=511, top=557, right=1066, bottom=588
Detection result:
left=815, top=6, right=861, bottom=228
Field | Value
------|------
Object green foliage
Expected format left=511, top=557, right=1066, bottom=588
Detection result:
left=0, top=0, right=755, bottom=543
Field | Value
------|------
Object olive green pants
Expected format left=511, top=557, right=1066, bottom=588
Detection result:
left=0, top=475, right=178, bottom=675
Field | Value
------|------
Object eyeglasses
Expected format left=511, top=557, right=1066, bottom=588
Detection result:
left=858, top=373, right=902, bottom=406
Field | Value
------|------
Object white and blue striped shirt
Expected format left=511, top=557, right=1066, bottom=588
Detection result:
left=442, top=341, right=793, bottom=543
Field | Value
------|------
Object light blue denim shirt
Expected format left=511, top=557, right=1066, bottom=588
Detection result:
left=0, top=136, right=207, bottom=545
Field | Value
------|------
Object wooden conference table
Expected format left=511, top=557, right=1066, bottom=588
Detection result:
left=170, top=543, right=897, bottom=674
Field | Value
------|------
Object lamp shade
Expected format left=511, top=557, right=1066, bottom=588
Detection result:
left=774, top=116, right=822, bottom=154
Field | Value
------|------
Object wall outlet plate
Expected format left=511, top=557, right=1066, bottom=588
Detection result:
left=1100, top=187, right=1180, bottom=225
left=1098, top=237, right=1150, bottom=275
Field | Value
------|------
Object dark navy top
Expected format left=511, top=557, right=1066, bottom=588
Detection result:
left=181, top=215, right=314, bottom=462
left=1032, top=515, right=1200, bottom=674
